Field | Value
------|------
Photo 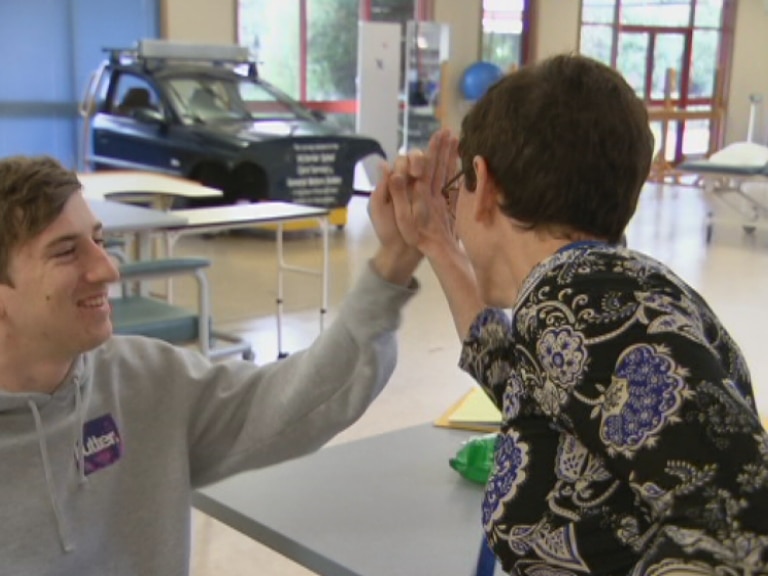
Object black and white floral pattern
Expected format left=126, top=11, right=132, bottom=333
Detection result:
left=459, top=245, right=768, bottom=576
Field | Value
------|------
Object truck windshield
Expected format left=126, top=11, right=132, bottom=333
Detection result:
left=164, top=75, right=311, bottom=124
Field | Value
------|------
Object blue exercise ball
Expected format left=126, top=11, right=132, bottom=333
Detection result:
left=461, top=61, right=504, bottom=102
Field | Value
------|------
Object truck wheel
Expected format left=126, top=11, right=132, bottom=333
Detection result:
left=230, top=163, right=269, bottom=203
left=187, top=163, right=230, bottom=207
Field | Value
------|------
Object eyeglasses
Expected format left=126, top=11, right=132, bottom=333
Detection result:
left=441, top=170, right=464, bottom=220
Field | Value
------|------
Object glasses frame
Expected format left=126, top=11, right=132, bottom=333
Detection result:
left=441, top=170, right=464, bottom=220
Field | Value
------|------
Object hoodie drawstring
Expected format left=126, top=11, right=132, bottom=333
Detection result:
left=74, top=383, right=87, bottom=485
left=28, top=400, right=73, bottom=553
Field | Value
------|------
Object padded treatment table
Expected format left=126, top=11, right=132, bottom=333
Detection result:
left=677, top=159, right=768, bottom=242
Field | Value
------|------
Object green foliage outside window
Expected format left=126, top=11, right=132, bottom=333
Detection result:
left=307, top=0, right=358, bottom=100
left=238, top=0, right=301, bottom=98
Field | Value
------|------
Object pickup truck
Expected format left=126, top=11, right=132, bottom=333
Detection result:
left=79, top=40, right=386, bottom=227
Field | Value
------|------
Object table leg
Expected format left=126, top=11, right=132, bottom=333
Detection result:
left=275, top=217, right=329, bottom=359
left=320, top=215, right=328, bottom=332
left=276, top=222, right=287, bottom=359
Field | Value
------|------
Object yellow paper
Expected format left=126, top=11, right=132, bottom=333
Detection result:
left=434, top=388, right=502, bottom=433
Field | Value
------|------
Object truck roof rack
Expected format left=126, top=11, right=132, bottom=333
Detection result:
left=103, top=39, right=258, bottom=78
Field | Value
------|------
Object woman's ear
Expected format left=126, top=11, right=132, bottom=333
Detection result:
left=472, top=156, right=500, bottom=223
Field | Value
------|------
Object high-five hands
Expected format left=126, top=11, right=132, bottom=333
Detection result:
left=367, top=128, right=461, bottom=287
left=370, top=129, right=484, bottom=338
left=386, top=129, right=460, bottom=258
left=368, top=158, right=424, bottom=286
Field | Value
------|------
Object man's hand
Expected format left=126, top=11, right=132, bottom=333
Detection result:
left=368, top=163, right=423, bottom=286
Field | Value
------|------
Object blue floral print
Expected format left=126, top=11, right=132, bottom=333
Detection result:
left=459, top=246, right=768, bottom=576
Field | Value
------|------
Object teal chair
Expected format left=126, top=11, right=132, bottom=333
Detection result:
left=110, top=258, right=254, bottom=361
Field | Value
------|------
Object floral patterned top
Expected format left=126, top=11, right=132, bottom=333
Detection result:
left=459, top=244, right=768, bottom=576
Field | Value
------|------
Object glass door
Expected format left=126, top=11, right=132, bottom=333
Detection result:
left=580, top=0, right=732, bottom=164
left=651, top=32, right=688, bottom=103
left=616, top=27, right=691, bottom=163
left=651, top=30, right=689, bottom=162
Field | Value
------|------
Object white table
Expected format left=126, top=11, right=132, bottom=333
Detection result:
left=164, top=202, right=330, bottom=358
left=89, top=198, right=188, bottom=264
left=88, top=199, right=253, bottom=360
left=77, top=171, right=222, bottom=209
left=88, top=198, right=331, bottom=359
left=88, top=198, right=188, bottom=234
left=193, top=424, right=495, bottom=576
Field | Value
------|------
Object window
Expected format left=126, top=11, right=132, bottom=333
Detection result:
left=621, top=0, right=691, bottom=27
left=238, top=0, right=417, bottom=102
left=579, top=0, right=735, bottom=163
left=239, top=0, right=417, bottom=132
left=482, top=0, right=530, bottom=71
left=239, top=0, right=534, bottom=135
left=108, top=74, right=162, bottom=118
left=307, top=0, right=360, bottom=101
left=238, top=0, right=301, bottom=98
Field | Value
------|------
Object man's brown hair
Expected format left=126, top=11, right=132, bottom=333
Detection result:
left=458, top=53, right=654, bottom=243
left=0, top=156, right=81, bottom=284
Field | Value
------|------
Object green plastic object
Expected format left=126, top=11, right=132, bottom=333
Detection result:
left=449, top=433, right=498, bottom=485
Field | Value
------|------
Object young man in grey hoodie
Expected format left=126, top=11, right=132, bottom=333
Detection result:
left=0, top=155, right=424, bottom=575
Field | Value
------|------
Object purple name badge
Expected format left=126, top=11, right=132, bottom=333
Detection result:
left=79, top=414, right=122, bottom=476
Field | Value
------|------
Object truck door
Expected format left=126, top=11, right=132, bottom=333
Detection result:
left=91, top=72, right=181, bottom=175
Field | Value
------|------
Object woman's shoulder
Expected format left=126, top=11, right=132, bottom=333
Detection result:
left=520, top=246, right=687, bottom=304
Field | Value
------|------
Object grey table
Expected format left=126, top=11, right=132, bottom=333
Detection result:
left=193, top=424, right=492, bottom=576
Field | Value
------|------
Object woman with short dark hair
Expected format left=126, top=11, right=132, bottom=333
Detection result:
left=385, top=53, right=768, bottom=576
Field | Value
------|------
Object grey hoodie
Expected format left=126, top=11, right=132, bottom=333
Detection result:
left=0, top=264, right=417, bottom=575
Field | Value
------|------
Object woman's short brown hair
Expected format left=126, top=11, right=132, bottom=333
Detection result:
left=458, top=53, right=654, bottom=243
left=0, top=156, right=81, bottom=285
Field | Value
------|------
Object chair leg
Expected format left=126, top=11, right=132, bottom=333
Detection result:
left=194, top=269, right=254, bottom=361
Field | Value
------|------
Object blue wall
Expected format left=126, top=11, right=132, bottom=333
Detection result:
left=0, top=0, right=159, bottom=167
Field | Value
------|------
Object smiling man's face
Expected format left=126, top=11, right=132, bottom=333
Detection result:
left=0, top=193, right=120, bottom=360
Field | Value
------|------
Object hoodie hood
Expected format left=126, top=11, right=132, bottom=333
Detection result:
left=0, top=354, right=87, bottom=413
left=0, top=354, right=91, bottom=553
